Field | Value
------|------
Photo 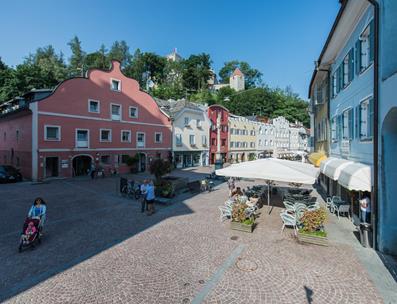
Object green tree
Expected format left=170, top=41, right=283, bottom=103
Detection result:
left=219, top=60, right=262, bottom=88
left=182, top=53, right=212, bottom=92
left=85, top=44, right=111, bottom=70
left=68, top=36, right=86, bottom=76
left=108, top=40, right=131, bottom=68
left=0, top=58, right=17, bottom=102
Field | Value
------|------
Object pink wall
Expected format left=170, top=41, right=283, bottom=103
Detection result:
left=0, top=111, right=32, bottom=178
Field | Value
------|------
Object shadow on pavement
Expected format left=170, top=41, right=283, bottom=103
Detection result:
left=0, top=175, right=219, bottom=302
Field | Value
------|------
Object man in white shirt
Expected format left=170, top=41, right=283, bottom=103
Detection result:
left=359, top=194, right=371, bottom=223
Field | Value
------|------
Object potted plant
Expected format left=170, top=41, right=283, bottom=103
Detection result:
left=297, top=207, right=328, bottom=246
left=230, top=202, right=255, bottom=233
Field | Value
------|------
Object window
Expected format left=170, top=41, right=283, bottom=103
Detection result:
left=357, top=22, right=374, bottom=73
left=202, top=135, right=207, bottom=146
left=189, top=135, right=196, bottom=146
left=359, top=98, right=374, bottom=140
left=137, top=132, right=145, bottom=148
left=250, top=142, right=255, bottom=148
left=99, top=129, right=112, bottom=144
left=121, top=130, right=131, bottom=143
left=100, top=155, right=110, bottom=164
left=342, top=109, right=354, bottom=140
left=88, top=99, right=100, bottom=113
left=270, top=140, right=273, bottom=146
left=221, top=139, right=226, bottom=146
left=196, top=119, right=202, bottom=128
left=111, top=104, right=121, bottom=120
left=76, top=129, right=89, bottom=148
left=111, top=79, right=121, bottom=91
left=176, top=134, right=182, bottom=146
left=16, top=130, right=19, bottom=142
left=100, top=129, right=112, bottom=142
left=230, top=141, right=235, bottom=148
left=211, top=138, right=216, bottom=146
left=128, top=106, right=138, bottom=118
left=45, top=125, right=61, bottom=141
left=265, top=139, right=268, bottom=146
left=230, top=128, right=234, bottom=135
left=184, top=117, right=190, bottom=126
left=155, top=132, right=163, bottom=143
left=258, top=139, right=262, bottom=147
left=343, top=55, right=349, bottom=87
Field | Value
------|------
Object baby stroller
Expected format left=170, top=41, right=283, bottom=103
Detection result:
left=18, top=217, right=42, bottom=252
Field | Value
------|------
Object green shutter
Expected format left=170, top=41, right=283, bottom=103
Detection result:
left=331, top=74, right=335, bottom=98
left=368, top=98, right=374, bottom=138
left=369, top=19, right=375, bottom=63
left=358, top=103, right=362, bottom=139
left=336, top=68, right=340, bottom=93
left=349, top=109, right=354, bottom=140
left=349, top=48, right=354, bottom=82
left=355, top=105, right=360, bottom=138
left=339, top=65, right=344, bottom=90
left=355, top=40, right=361, bottom=74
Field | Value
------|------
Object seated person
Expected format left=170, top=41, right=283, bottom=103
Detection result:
left=23, top=221, right=37, bottom=241
left=231, top=187, right=244, bottom=198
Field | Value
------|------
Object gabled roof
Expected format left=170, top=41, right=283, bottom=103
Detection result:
left=232, top=68, right=244, bottom=77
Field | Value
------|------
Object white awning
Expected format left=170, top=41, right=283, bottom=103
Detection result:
left=338, top=162, right=372, bottom=192
left=320, top=157, right=354, bottom=180
left=216, top=158, right=319, bottom=185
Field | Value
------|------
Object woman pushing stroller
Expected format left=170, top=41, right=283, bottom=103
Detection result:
left=19, top=197, right=47, bottom=252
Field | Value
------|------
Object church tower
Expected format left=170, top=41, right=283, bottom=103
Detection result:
left=229, top=68, right=245, bottom=91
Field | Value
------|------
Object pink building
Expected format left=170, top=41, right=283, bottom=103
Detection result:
left=0, top=61, right=172, bottom=181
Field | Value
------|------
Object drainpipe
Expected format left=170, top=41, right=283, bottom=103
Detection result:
left=366, top=0, right=379, bottom=250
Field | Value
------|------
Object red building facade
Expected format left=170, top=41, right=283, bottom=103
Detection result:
left=0, top=61, right=172, bottom=181
left=208, top=104, right=229, bottom=164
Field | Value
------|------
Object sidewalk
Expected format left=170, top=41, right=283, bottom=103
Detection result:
left=314, top=187, right=397, bottom=304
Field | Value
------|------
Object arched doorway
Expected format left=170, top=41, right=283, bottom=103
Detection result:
left=72, top=155, right=92, bottom=176
left=380, top=107, right=397, bottom=255
left=138, top=153, right=146, bottom=172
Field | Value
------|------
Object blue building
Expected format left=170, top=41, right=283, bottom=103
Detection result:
left=378, top=0, right=397, bottom=255
left=310, top=0, right=397, bottom=255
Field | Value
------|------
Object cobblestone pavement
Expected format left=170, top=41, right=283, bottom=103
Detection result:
left=0, top=172, right=384, bottom=304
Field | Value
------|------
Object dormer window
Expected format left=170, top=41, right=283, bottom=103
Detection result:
left=111, top=79, right=121, bottom=91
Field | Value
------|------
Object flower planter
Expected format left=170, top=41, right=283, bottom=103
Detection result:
left=230, top=221, right=254, bottom=233
left=297, top=231, right=328, bottom=246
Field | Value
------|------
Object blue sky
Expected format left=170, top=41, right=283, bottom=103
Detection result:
left=0, top=0, right=340, bottom=99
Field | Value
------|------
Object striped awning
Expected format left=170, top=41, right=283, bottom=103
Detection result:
left=308, top=152, right=327, bottom=167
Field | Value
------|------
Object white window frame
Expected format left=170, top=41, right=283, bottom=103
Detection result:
left=88, top=99, right=100, bottom=113
left=110, top=78, right=121, bottom=92
left=110, top=103, right=122, bottom=121
left=176, top=134, right=182, bottom=146
left=44, top=125, right=61, bottom=141
left=343, top=55, right=349, bottom=87
left=189, top=134, right=196, bottom=146
left=360, top=25, right=371, bottom=72
left=121, top=130, right=131, bottom=143
left=129, top=106, right=138, bottom=118
left=100, top=128, right=112, bottom=142
left=154, top=132, right=163, bottom=143
left=342, top=108, right=351, bottom=140
left=136, top=132, right=145, bottom=148
left=331, top=117, right=337, bottom=142
left=75, top=129, right=90, bottom=148
left=202, top=135, right=207, bottom=146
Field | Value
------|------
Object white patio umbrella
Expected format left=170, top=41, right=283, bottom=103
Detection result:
left=215, top=158, right=319, bottom=208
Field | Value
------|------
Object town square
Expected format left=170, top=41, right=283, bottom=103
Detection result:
left=0, top=0, right=397, bottom=303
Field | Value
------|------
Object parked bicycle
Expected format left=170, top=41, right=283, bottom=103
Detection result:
left=120, top=178, right=141, bottom=199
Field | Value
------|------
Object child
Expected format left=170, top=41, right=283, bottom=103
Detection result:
left=23, top=221, right=37, bottom=242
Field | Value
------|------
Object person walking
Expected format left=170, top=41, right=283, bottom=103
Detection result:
left=140, top=180, right=149, bottom=213
left=145, top=180, right=156, bottom=216
left=359, top=193, right=371, bottom=223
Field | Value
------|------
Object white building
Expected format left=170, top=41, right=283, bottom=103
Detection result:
left=213, top=68, right=245, bottom=92
left=156, top=99, right=210, bottom=168
left=256, top=122, right=275, bottom=158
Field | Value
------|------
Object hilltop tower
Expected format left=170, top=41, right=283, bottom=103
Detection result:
left=229, top=68, right=245, bottom=91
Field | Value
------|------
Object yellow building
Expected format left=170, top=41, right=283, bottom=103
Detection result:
left=228, top=115, right=257, bottom=162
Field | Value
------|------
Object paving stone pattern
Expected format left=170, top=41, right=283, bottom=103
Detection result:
left=0, top=173, right=383, bottom=304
